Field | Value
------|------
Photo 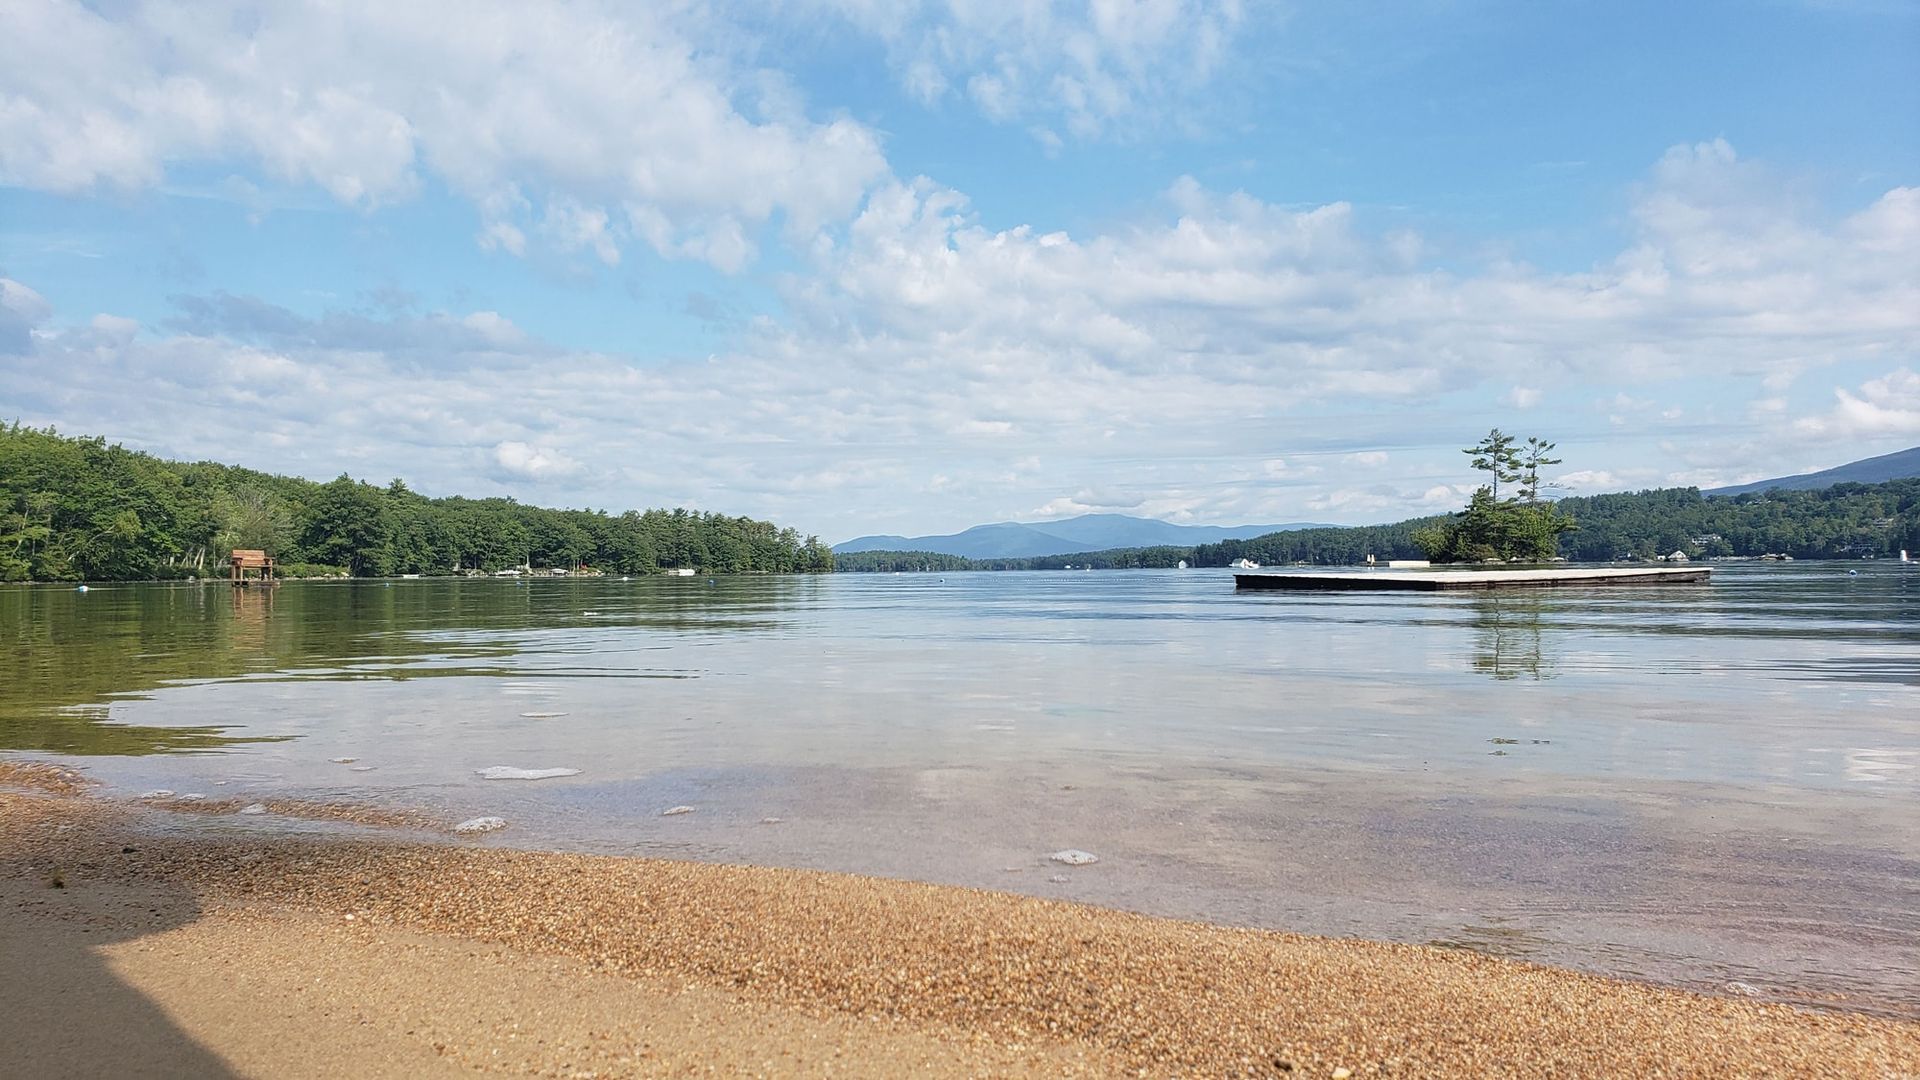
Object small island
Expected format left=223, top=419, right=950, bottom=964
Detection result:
left=1238, top=431, right=1711, bottom=590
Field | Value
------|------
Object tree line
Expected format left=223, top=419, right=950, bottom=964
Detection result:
left=836, top=479, right=1919, bottom=572
left=0, top=424, right=834, bottom=581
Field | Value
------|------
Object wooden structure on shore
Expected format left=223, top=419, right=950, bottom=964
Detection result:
left=229, top=549, right=277, bottom=586
left=1235, top=566, right=1711, bottom=592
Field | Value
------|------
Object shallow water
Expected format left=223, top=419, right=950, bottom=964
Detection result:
left=4, top=565, right=1917, bottom=1015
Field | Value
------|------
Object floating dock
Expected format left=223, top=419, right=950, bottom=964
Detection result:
left=1234, top=566, right=1712, bottom=591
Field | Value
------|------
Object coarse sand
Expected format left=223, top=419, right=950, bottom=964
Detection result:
left=2, top=781, right=1917, bottom=1078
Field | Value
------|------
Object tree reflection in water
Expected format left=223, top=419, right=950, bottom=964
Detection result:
left=1470, top=594, right=1556, bottom=681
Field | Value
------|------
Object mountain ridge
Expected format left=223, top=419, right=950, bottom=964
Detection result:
left=833, top=513, right=1337, bottom=559
left=1704, top=445, right=1920, bottom=497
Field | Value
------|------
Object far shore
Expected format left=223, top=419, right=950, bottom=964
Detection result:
left=3, top=771, right=1916, bottom=1078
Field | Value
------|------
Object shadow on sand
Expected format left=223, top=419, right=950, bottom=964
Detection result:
left=0, top=860, right=241, bottom=1079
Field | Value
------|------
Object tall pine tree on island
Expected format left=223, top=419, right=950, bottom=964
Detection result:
left=1415, top=429, right=1577, bottom=563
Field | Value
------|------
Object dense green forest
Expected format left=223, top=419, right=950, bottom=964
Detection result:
left=837, top=480, right=1920, bottom=572
left=0, top=425, right=833, bottom=581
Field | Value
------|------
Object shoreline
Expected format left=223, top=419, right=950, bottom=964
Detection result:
left=4, top=784, right=1917, bottom=1077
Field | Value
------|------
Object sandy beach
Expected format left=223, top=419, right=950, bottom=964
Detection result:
left=3, top=770, right=1917, bottom=1079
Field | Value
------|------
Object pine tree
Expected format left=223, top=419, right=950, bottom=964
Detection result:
left=1518, top=437, right=1562, bottom=505
left=1465, top=429, right=1522, bottom=501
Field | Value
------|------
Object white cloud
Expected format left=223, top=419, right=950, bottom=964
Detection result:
left=87, top=314, right=140, bottom=346
left=1557, top=470, right=1621, bottom=492
left=3, top=140, right=1916, bottom=534
left=0, top=1, right=888, bottom=270
left=1417, top=484, right=1469, bottom=506
left=1793, top=368, right=1920, bottom=438
left=0, top=277, right=52, bottom=354
left=1030, top=489, right=1146, bottom=519
left=1503, top=386, right=1542, bottom=409
left=1347, top=451, right=1388, bottom=466
left=492, top=441, right=582, bottom=480
left=809, top=0, right=1248, bottom=140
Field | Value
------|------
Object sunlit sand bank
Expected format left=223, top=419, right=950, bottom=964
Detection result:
left=2, top=772, right=1916, bottom=1078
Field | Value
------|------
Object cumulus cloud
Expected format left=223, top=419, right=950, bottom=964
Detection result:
left=493, top=441, right=582, bottom=480
left=1504, top=386, right=1542, bottom=409
left=1793, top=368, right=1920, bottom=438
left=2, top=140, right=1915, bottom=534
left=0, top=1, right=888, bottom=269
left=0, top=277, right=53, bottom=354
left=809, top=0, right=1248, bottom=140
left=1556, top=470, right=1622, bottom=492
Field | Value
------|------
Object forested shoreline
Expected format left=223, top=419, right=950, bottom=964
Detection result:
left=0, top=425, right=833, bottom=581
left=7, top=424, right=1914, bottom=582
left=836, top=480, right=1920, bottom=572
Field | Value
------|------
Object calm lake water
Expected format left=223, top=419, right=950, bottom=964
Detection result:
left=4, top=565, right=1917, bottom=1015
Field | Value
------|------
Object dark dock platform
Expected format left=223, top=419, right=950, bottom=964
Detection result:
left=1234, top=566, right=1712, bottom=591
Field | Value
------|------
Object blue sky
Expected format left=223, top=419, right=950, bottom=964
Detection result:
left=2, top=1, right=1916, bottom=540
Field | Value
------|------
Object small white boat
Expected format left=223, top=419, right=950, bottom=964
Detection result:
left=1230, top=558, right=1261, bottom=570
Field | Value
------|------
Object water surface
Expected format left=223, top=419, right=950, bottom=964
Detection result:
left=4, top=565, right=1916, bottom=1015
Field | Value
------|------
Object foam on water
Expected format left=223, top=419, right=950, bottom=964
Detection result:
left=453, top=816, right=507, bottom=833
left=476, top=766, right=581, bottom=781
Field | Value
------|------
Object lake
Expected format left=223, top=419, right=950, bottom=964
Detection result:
left=4, top=564, right=1916, bottom=1016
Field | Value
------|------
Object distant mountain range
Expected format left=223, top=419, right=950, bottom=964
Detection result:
left=833, top=513, right=1336, bottom=559
left=1705, top=445, right=1920, bottom=497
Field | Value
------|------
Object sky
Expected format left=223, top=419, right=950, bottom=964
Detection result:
left=2, top=1, right=1917, bottom=542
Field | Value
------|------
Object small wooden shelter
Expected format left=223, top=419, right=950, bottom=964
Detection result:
left=229, top=548, right=276, bottom=585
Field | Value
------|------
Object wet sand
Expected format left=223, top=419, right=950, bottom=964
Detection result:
left=3, top=780, right=1917, bottom=1078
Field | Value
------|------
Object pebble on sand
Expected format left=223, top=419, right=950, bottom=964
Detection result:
left=453, top=816, right=508, bottom=834
left=476, top=766, right=582, bottom=781
left=1049, top=849, right=1099, bottom=866
left=238, top=803, right=268, bottom=815
left=662, top=805, right=695, bottom=816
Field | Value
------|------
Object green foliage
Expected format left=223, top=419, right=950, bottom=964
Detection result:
left=1465, top=428, right=1522, bottom=501
left=1553, top=481, right=1919, bottom=561
left=1518, top=437, right=1562, bottom=504
left=1414, top=487, right=1576, bottom=563
left=1420, top=430, right=1579, bottom=563
left=0, top=424, right=833, bottom=581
